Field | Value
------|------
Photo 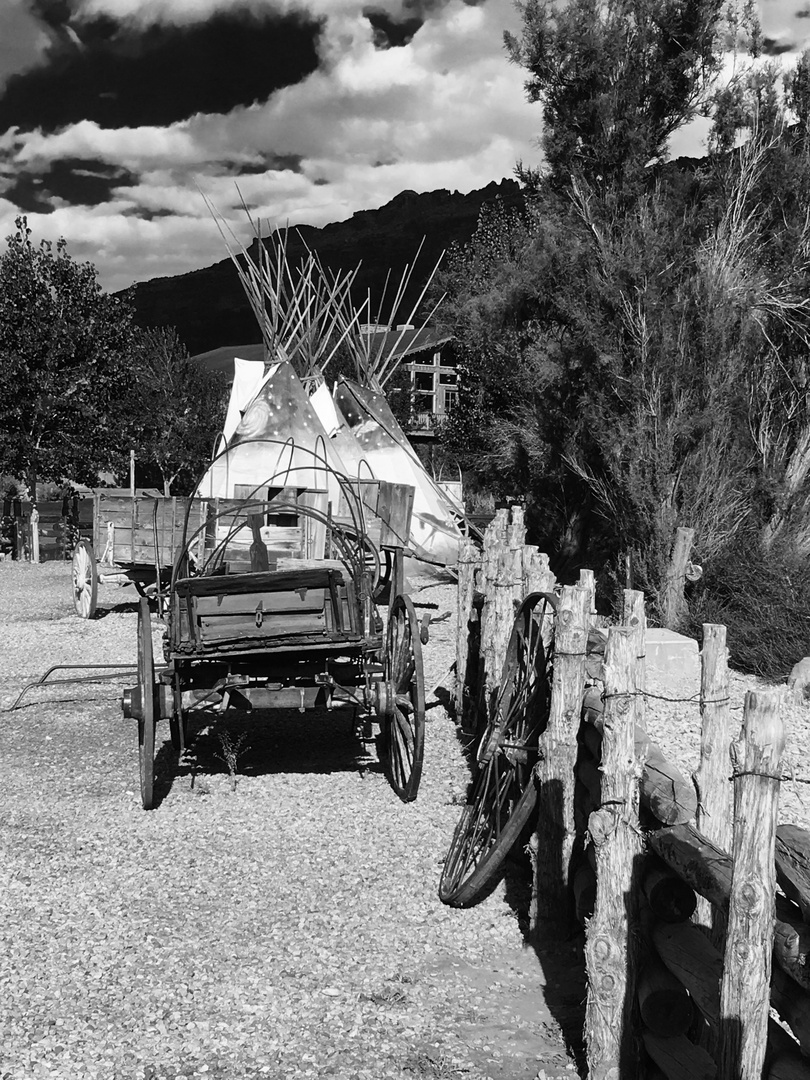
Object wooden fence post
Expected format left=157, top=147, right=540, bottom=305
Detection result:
left=718, top=688, right=786, bottom=1080
left=623, top=589, right=646, bottom=732
left=584, top=626, right=645, bottom=1080
left=534, top=584, right=590, bottom=923
left=693, top=623, right=731, bottom=944
left=478, top=520, right=504, bottom=714
left=30, top=507, right=40, bottom=564
left=523, top=547, right=555, bottom=596
left=579, top=568, right=597, bottom=626
left=663, top=526, right=695, bottom=631
left=488, top=550, right=517, bottom=703
left=455, top=537, right=481, bottom=720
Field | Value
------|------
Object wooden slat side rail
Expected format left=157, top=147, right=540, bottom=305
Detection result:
left=194, top=590, right=327, bottom=617
left=198, top=611, right=326, bottom=641
left=174, top=569, right=344, bottom=598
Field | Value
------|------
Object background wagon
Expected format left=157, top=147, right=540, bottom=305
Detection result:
left=71, top=488, right=208, bottom=618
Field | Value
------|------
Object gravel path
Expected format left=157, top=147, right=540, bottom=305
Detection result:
left=0, top=562, right=578, bottom=1080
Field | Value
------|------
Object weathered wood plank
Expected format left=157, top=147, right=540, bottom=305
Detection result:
left=175, top=568, right=344, bottom=597
left=642, top=1030, right=717, bottom=1080
left=775, top=825, right=810, bottom=923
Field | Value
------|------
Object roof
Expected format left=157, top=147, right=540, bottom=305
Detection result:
left=361, top=327, right=453, bottom=360
left=192, top=343, right=264, bottom=375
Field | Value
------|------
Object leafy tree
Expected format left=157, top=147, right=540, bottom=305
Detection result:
left=438, top=8, right=810, bottom=627
left=129, top=327, right=228, bottom=496
left=504, top=0, right=725, bottom=194
left=0, top=218, right=138, bottom=495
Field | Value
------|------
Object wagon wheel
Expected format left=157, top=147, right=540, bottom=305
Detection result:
left=382, top=594, right=426, bottom=802
left=373, top=549, right=393, bottom=603
left=72, top=540, right=98, bottom=619
left=137, top=597, right=157, bottom=810
left=438, top=592, right=556, bottom=907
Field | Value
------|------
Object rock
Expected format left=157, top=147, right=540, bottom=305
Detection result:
left=788, top=658, right=810, bottom=704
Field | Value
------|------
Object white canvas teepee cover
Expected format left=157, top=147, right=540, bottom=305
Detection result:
left=222, top=356, right=268, bottom=443
left=198, top=361, right=349, bottom=504
left=333, top=379, right=462, bottom=565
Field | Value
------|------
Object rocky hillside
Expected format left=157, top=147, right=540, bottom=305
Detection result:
left=124, top=179, right=524, bottom=355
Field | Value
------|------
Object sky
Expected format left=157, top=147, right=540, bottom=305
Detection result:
left=0, top=0, right=807, bottom=294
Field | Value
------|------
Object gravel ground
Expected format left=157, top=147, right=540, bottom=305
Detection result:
left=4, top=560, right=803, bottom=1080
left=0, top=561, right=579, bottom=1080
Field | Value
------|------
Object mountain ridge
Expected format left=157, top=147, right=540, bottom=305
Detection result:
left=124, top=178, right=525, bottom=355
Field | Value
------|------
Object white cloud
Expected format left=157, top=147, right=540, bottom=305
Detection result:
left=0, top=0, right=543, bottom=292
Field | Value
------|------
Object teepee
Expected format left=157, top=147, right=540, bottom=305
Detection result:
left=200, top=197, right=464, bottom=565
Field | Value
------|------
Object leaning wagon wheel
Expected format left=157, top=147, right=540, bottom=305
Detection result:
left=137, top=597, right=157, bottom=810
left=382, top=594, right=426, bottom=802
left=72, top=540, right=98, bottom=619
left=438, top=592, right=556, bottom=907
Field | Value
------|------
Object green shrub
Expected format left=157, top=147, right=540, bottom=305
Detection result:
left=687, top=533, right=810, bottom=680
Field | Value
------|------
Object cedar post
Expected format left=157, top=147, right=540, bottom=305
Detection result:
left=622, top=589, right=646, bottom=732
left=579, top=568, right=597, bottom=625
left=584, top=627, right=645, bottom=1080
left=718, top=688, right=786, bottom=1080
left=455, top=538, right=481, bottom=719
left=478, top=520, right=504, bottom=712
left=693, top=624, right=731, bottom=944
left=533, top=584, right=590, bottom=923
left=507, top=517, right=526, bottom=603
left=523, top=547, right=555, bottom=595
left=489, top=550, right=516, bottom=701
left=663, top=526, right=695, bottom=631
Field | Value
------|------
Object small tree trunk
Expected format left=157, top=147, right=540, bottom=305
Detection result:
left=718, top=688, right=786, bottom=1080
left=663, top=527, right=695, bottom=631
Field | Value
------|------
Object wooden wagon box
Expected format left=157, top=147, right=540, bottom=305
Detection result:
left=333, top=480, right=414, bottom=551
left=93, top=489, right=209, bottom=568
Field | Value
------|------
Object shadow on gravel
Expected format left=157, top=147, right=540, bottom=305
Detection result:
left=503, top=863, right=587, bottom=1076
left=440, top=708, right=587, bottom=1074
left=164, top=707, right=385, bottom=789
left=92, top=600, right=144, bottom=618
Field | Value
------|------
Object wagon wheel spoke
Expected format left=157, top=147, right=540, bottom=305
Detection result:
left=382, top=594, right=425, bottom=802
left=439, top=592, right=555, bottom=907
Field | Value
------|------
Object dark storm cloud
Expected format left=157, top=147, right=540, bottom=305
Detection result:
left=762, top=36, right=797, bottom=54
left=364, top=6, right=423, bottom=47
left=0, top=6, right=324, bottom=134
left=798, top=8, right=810, bottom=17
left=3, top=156, right=138, bottom=211
left=234, top=153, right=304, bottom=176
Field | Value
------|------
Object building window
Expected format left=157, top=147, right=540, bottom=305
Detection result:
left=408, top=349, right=457, bottom=430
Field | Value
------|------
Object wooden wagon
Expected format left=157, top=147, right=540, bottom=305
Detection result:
left=71, top=489, right=208, bottom=618
left=121, top=452, right=426, bottom=809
